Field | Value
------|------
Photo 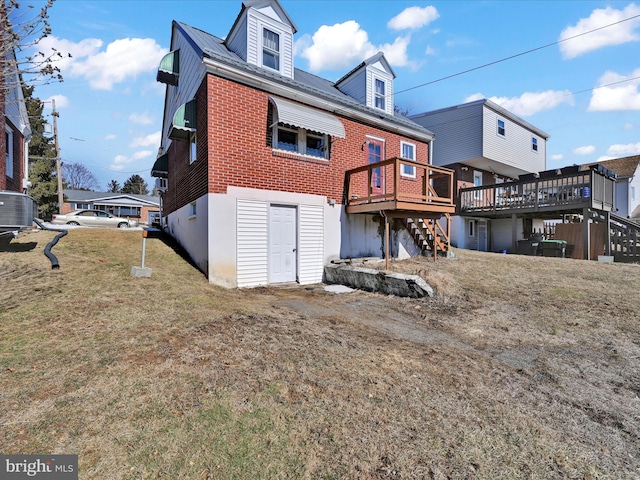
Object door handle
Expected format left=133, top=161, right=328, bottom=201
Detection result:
left=293, top=248, right=297, bottom=252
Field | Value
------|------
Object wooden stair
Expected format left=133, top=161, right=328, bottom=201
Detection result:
left=405, top=214, right=451, bottom=257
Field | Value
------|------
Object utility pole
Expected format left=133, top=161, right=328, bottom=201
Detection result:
left=52, top=99, right=63, bottom=213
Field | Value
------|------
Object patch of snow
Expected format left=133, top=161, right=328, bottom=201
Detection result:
left=324, top=285, right=355, bottom=294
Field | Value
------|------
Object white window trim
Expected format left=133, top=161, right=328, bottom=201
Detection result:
left=473, top=170, right=482, bottom=200
left=189, top=131, right=197, bottom=164
left=497, top=119, right=506, bottom=137
left=272, top=124, right=329, bottom=160
left=468, top=220, right=475, bottom=238
left=189, top=201, right=197, bottom=219
left=400, top=141, right=416, bottom=178
left=261, top=26, right=281, bottom=73
left=373, top=76, right=386, bottom=111
left=5, top=126, right=14, bottom=179
left=531, top=136, right=538, bottom=153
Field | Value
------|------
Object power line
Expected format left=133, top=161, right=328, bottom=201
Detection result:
left=396, top=13, right=640, bottom=96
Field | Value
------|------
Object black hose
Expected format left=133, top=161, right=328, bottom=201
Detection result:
left=33, top=218, right=68, bottom=270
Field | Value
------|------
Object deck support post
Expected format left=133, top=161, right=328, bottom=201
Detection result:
left=605, top=211, right=611, bottom=256
left=583, top=207, right=591, bottom=260
left=383, top=211, right=390, bottom=271
left=511, top=214, right=518, bottom=253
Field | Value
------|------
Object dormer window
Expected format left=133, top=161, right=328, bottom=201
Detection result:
left=262, top=28, right=280, bottom=71
left=375, top=79, right=386, bottom=110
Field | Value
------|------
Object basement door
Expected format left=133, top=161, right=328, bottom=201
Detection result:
left=269, top=205, right=297, bottom=283
left=477, top=220, right=488, bottom=252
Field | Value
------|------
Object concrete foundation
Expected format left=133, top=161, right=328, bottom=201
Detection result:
left=131, top=266, right=153, bottom=277
left=324, top=264, right=434, bottom=298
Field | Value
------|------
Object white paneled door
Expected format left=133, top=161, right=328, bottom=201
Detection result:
left=269, top=205, right=297, bottom=283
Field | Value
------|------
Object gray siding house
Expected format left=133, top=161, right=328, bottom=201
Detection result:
left=411, top=99, right=550, bottom=252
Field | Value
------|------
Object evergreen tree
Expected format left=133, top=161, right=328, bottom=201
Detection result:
left=106, top=179, right=121, bottom=193
left=121, top=174, right=149, bottom=195
left=23, top=85, right=59, bottom=219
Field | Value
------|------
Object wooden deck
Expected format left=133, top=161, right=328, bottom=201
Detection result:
left=345, top=158, right=455, bottom=216
left=459, top=167, right=615, bottom=218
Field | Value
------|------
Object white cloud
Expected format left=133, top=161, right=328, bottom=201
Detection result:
left=425, top=46, right=436, bottom=56
left=596, top=155, right=616, bottom=162
left=38, top=36, right=168, bottom=90
left=550, top=154, right=564, bottom=161
left=624, top=122, right=635, bottom=130
left=105, top=134, right=116, bottom=141
left=559, top=4, right=640, bottom=59
left=573, top=145, right=596, bottom=155
left=130, top=131, right=161, bottom=148
left=109, top=150, right=153, bottom=171
left=297, top=21, right=411, bottom=71
left=45, top=94, right=69, bottom=109
left=588, top=68, right=640, bottom=111
left=129, top=112, right=154, bottom=125
left=388, top=6, right=439, bottom=30
left=468, top=90, right=574, bottom=116
left=607, top=142, right=640, bottom=156
left=463, top=93, right=485, bottom=103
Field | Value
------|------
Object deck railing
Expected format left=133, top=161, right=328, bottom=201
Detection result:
left=460, top=168, right=615, bottom=215
left=345, top=158, right=455, bottom=214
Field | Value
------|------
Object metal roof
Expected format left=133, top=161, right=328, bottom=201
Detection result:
left=173, top=21, right=435, bottom=141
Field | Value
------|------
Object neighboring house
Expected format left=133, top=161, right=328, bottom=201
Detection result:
left=152, top=0, right=455, bottom=288
left=1, top=45, right=31, bottom=193
left=62, top=189, right=160, bottom=225
left=410, top=99, right=550, bottom=252
left=584, top=155, right=640, bottom=221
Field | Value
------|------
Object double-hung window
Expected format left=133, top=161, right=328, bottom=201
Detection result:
left=400, top=141, right=416, bottom=177
left=374, top=78, right=386, bottom=110
left=497, top=119, right=505, bottom=137
left=263, top=28, right=280, bottom=71
left=5, top=127, right=13, bottom=179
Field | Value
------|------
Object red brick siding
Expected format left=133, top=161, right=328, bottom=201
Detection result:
left=2, top=120, right=25, bottom=192
left=162, top=73, right=431, bottom=214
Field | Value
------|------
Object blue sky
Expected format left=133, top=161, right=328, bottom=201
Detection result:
left=16, top=0, right=640, bottom=191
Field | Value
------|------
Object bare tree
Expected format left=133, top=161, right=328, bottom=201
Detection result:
left=2, top=0, right=67, bottom=94
left=62, top=162, right=99, bottom=191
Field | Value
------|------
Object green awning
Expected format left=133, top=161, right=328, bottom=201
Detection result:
left=151, top=153, right=168, bottom=178
left=169, top=99, right=196, bottom=141
left=157, top=50, right=180, bottom=86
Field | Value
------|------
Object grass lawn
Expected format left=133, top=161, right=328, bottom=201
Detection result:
left=1, top=228, right=639, bottom=479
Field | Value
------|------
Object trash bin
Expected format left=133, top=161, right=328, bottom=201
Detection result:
left=517, top=240, right=535, bottom=255
left=540, top=240, right=567, bottom=258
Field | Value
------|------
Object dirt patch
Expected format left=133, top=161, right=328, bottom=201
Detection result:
left=1, top=231, right=639, bottom=479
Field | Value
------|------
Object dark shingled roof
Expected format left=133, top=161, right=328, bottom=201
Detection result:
left=587, top=155, right=640, bottom=178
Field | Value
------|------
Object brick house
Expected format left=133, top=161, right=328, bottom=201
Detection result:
left=2, top=44, right=31, bottom=193
left=152, top=0, right=454, bottom=287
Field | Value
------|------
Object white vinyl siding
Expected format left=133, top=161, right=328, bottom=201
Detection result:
left=298, top=204, right=324, bottom=285
left=411, top=103, right=483, bottom=167
left=246, top=10, right=294, bottom=78
left=162, top=28, right=206, bottom=148
left=335, top=68, right=366, bottom=104
left=482, top=106, right=546, bottom=174
left=237, top=200, right=269, bottom=287
left=225, top=13, right=248, bottom=60
left=366, top=68, right=393, bottom=115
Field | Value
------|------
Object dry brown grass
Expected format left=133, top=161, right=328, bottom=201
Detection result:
left=1, top=229, right=639, bottom=479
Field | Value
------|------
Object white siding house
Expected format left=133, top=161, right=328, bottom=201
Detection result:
left=411, top=99, right=548, bottom=180
left=411, top=99, right=550, bottom=252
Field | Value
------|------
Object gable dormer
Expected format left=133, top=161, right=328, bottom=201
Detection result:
left=225, top=0, right=297, bottom=79
left=335, top=52, right=396, bottom=116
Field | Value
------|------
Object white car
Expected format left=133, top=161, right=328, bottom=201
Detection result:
left=51, top=210, right=139, bottom=228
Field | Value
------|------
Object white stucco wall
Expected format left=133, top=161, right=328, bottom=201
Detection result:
left=166, top=195, right=209, bottom=274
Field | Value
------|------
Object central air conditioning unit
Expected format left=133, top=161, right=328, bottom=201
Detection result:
left=155, top=178, right=168, bottom=192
